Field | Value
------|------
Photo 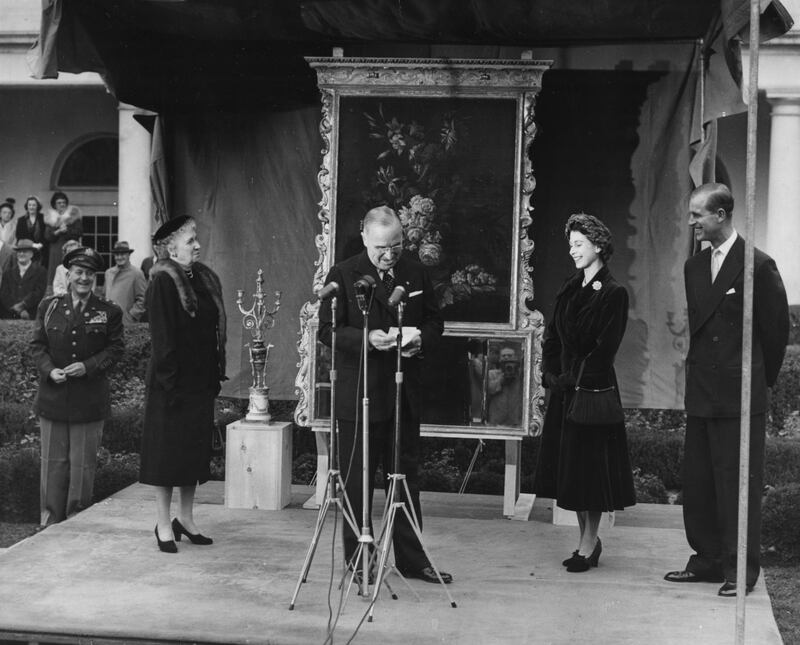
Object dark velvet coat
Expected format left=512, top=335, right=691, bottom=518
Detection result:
left=532, top=266, right=636, bottom=511
left=31, top=291, right=124, bottom=422
left=318, top=251, right=444, bottom=423
left=0, top=262, right=47, bottom=318
left=15, top=214, right=48, bottom=267
left=139, top=260, right=227, bottom=487
left=684, top=235, right=789, bottom=417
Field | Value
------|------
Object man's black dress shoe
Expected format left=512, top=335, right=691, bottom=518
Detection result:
left=402, top=566, right=453, bottom=584
left=348, top=566, right=376, bottom=586
left=154, top=526, right=177, bottom=553
left=172, top=518, right=213, bottom=545
left=718, top=581, right=754, bottom=597
left=664, top=569, right=724, bottom=583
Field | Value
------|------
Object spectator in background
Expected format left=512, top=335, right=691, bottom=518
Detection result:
left=140, top=237, right=167, bottom=280
left=487, top=344, right=524, bottom=427
left=0, top=200, right=16, bottom=281
left=0, top=238, right=14, bottom=288
left=44, top=191, right=82, bottom=289
left=16, top=196, right=47, bottom=267
left=31, top=246, right=123, bottom=525
left=52, top=239, right=83, bottom=296
left=104, top=241, right=147, bottom=324
left=0, top=239, right=47, bottom=319
left=0, top=197, right=17, bottom=247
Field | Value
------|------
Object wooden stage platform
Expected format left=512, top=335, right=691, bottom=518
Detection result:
left=0, top=482, right=783, bottom=644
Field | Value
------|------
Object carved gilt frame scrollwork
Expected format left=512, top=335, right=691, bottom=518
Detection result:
left=295, top=57, right=552, bottom=436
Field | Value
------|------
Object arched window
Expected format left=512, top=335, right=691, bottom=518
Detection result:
left=52, top=134, right=119, bottom=283
left=55, top=135, right=119, bottom=188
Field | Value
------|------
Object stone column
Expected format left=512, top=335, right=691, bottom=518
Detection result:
left=766, top=97, right=800, bottom=305
left=117, top=104, right=154, bottom=268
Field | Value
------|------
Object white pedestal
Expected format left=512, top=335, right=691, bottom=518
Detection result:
left=224, top=420, right=292, bottom=510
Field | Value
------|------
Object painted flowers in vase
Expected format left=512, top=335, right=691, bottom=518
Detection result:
left=365, top=104, right=497, bottom=310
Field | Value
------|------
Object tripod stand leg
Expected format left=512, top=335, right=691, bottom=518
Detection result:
left=398, top=479, right=457, bottom=608
left=288, top=471, right=360, bottom=610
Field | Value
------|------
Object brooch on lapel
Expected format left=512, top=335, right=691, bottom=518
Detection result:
left=87, top=311, right=107, bottom=324
left=592, top=281, right=602, bottom=291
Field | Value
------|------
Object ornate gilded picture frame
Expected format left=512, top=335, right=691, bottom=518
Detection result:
left=295, top=56, right=551, bottom=437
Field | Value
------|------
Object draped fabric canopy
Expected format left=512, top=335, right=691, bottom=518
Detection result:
left=35, top=0, right=792, bottom=112
left=33, top=0, right=792, bottom=406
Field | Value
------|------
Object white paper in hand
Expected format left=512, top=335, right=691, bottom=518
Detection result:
left=388, top=326, right=421, bottom=348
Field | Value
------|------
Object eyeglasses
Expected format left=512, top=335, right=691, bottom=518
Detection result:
left=374, top=243, right=403, bottom=255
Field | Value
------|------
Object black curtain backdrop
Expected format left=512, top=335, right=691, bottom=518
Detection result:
left=530, top=65, right=698, bottom=408
left=157, top=65, right=700, bottom=408
left=167, top=106, right=322, bottom=400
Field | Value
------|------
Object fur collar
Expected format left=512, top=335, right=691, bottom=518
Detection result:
left=150, top=258, right=228, bottom=379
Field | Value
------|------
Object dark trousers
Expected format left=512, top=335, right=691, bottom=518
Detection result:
left=336, top=406, right=428, bottom=574
left=682, top=414, right=765, bottom=586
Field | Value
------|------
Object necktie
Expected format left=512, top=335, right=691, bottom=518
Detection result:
left=711, top=248, right=723, bottom=283
left=381, top=270, right=394, bottom=293
left=74, top=300, right=84, bottom=317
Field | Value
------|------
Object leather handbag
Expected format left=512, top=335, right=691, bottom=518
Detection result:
left=566, top=359, right=624, bottom=426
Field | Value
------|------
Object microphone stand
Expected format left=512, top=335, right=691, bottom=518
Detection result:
left=290, top=294, right=360, bottom=610
left=340, top=287, right=387, bottom=601
left=369, top=300, right=457, bottom=621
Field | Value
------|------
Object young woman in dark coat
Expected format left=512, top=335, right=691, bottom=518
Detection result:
left=16, top=196, right=48, bottom=267
left=139, top=216, right=227, bottom=553
left=532, top=213, right=636, bottom=572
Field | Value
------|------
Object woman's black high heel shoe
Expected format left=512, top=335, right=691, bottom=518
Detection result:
left=155, top=526, right=177, bottom=553
left=172, top=518, right=213, bottom=545
left=587, top=537, right=602, bottom=567
left=562, top=550, right=580, bottom=567
left=566, top=538, right=601, bottom=573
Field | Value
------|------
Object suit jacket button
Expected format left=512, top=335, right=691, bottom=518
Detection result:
left=712, top=336, right=719, bottom=342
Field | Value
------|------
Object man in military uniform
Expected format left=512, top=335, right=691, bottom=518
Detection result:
left=31, top=246, right=124, bottom=525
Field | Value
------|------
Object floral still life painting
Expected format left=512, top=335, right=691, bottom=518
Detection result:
left=334, top=95, right=518, bottom=324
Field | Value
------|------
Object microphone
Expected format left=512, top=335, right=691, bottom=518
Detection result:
left=316, top=281, right=340, bottom=301
left=387, top=285, right=407, bottom=307
left=354, top=275, right=376, bottom=293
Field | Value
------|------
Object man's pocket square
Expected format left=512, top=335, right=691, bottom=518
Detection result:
left=726, top=288, right=736, bottom=295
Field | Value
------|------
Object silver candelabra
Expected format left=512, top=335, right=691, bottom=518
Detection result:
left=236, top=269, right=282, bottom=422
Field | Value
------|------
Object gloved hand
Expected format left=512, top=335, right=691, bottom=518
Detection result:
left=168, top=392, right=185, bottom=409
left=556, top=372, right=577, bottom=391
left=544, top=372, right=560, bottom=391
left=545, top=372, right=576, bottom=393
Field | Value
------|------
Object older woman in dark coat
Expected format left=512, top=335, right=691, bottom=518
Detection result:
left=532, top=213, right=636, bottom=572
left=139, top=216, right=227, bottom=553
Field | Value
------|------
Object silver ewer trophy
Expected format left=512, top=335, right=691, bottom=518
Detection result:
left=236, top=269, right=282, bottom=422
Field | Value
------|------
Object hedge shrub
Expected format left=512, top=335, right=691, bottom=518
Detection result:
left=0, top=442, right=40, bottom=522
left=770, top=345, right=800, bottom=434
left=765, top=439, right=800, bottom=489
left=762, top=483, right=800, bottom=564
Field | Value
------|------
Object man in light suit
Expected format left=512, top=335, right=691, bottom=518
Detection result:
left=318, top=205, right=452, bottom=584
left=665, top=183, right=789, bottom=597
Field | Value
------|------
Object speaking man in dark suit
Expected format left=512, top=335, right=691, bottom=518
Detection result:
left=318, top=205, right=452, bottom=584
left=665, top=183, right=789, bottom=597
